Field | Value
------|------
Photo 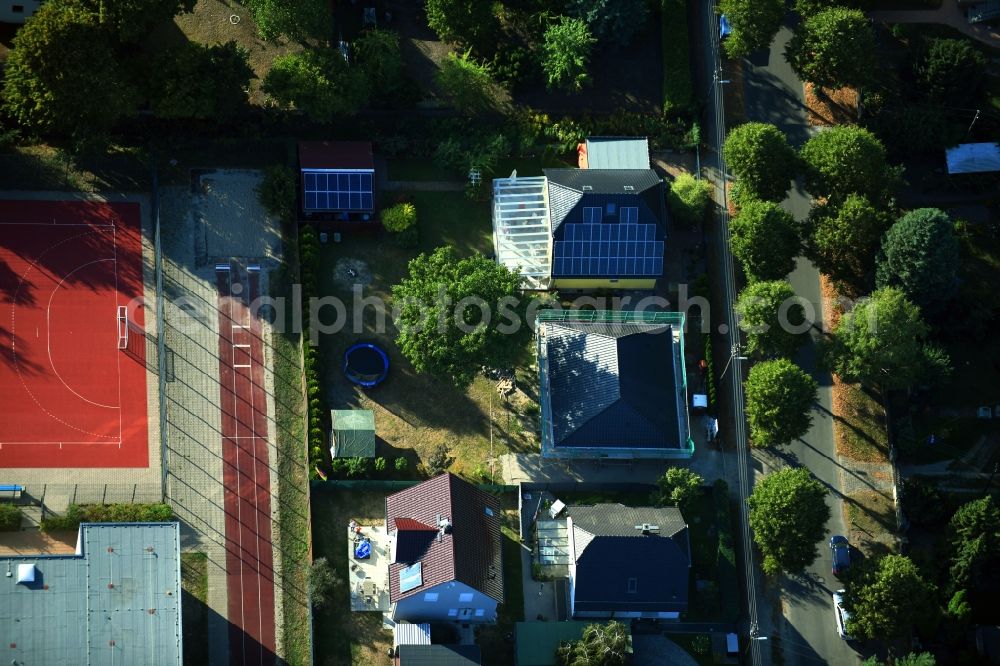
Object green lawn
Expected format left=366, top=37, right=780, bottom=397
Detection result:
left=311, top=489, right=392, bottom=666
left=270, top=222, right=313, bottom=666
left=180, top=553, right=208, bottom=666
left=385, top=158, right=456, bottom=182
left=411, top=191, right=493, bottom=256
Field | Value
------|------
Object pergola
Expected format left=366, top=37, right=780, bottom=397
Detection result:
left=492, top=175, right=551, bottom=290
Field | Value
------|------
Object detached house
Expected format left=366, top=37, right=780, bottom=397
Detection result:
left=385, top=473, right=504, bottom=623
left=492, top=137, right=666, bottom=291
left=566, top=504, right=690, bottom=619
left=537, top=310, right=694, bottom=460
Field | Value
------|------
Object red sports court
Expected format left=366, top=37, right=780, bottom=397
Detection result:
left=0, top=200, right=149, bottom=468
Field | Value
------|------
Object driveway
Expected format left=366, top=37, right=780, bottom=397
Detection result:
left=740, top=18, right=860, bottom=666
left=869, top=5, right=1000, bottom=48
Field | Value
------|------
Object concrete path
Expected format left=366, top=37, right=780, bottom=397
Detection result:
left=380, top=180, right=466, bottom=192
left=869, top=3, right=1000, bottom=48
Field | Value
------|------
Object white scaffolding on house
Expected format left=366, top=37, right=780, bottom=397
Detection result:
left=492, top=173, right=552, bottom=290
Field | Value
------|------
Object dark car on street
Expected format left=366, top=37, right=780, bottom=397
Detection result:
left=830, top=535, right=850, bottom=575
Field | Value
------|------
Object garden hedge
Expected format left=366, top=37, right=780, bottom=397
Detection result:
left=662, top=0, right=694, bottom=116
left=41, top=503, right=173, bottom=532
left=0, top=503, right=21, bottom=531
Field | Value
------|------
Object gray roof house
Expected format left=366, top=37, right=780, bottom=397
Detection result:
left=0, top=522, right=183, bottom=665
left=566, top=504, right=690, bottom=619
left=537, top=310, right=694, bottom=460
left=385, top=473, right=503, bottom=623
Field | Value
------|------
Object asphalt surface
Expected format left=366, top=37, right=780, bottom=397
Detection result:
left=739, top=19, right=862, bottom=666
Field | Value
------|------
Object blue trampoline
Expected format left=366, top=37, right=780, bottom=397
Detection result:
left=354, top=540, right=372, bottom=559
left=343, top=343, right=389, bottom=388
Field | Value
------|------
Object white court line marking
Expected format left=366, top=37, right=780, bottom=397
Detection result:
left=0, top=440, right=122, bottom=445
left=112, top=225, right=123, bottom=449
left=0, top=222, right=116, bottom=227
left=46, top=258, right=120, bottom=409
left=9, top=227, right=121, bottom=439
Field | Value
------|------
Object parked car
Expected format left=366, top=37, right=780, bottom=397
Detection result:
left=833, top=590, right=853, bottom=640
left=830, top=535, right=851, bottom=575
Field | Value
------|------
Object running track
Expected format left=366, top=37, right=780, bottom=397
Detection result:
left=217, top=262, right=276, bottom=664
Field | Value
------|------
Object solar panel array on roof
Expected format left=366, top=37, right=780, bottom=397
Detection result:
left=553, top=223, right=663, bottom=277
left=303, top=171, right=374, bottom=211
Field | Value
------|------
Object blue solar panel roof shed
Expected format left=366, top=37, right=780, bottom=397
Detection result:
left=303, top=170, right=374, bottom=212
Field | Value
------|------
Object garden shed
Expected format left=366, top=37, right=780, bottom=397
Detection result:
left=330, top=409, right=376, bottom=458
left=298, top=141, right=376, bottom=222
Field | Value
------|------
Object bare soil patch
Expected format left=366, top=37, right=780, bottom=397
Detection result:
left=804, top=83, right=859, bottom=127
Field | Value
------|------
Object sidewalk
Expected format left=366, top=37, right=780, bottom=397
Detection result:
left=869, top=3, right=1000, bottom=48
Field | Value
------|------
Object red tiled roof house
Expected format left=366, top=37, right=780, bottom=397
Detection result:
left=385, top=473, right=504, bottom=623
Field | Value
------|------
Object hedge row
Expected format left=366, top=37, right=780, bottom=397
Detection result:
left=299, top=225, right=326, bottom=476
left=0, top=503, right=21, bottom=531
left=703, top=332, right=718, bottom=415
left=662, top=0, right=694, bottom=116
left=41, top=503, right=173, bottom=532
left=713, top=480, right=740, bottom=622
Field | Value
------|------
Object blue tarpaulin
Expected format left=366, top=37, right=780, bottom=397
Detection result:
left=720, top=15, right=732, bottom=39
left=354, top=540, right=371, bottom=559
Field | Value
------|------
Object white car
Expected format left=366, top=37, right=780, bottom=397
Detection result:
left=833, top=590, right=853, bottom=640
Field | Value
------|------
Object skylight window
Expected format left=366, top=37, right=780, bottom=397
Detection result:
left=400, top=562, right=423, bottom=593
left=627, top=577, right=638, bottom=594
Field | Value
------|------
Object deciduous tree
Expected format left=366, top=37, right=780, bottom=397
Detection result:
left=566, top=0, right=648, bottom=48
left=718, top=0, right=785, bottom=58
left=653, top=468, right=704, bottom=518
left=84, top=0, right=195, bottom=43
left=876, top=208, right=960, bottom=317
left=2, top=0, right=136, bottom=137
left=745, top=359, right=817, bottom=447
left=425, top=0, right=496, bottom=49
left=800, top=125, right=898, bottom=203
left=308, top=557, right=340, bottom=609
left=556, top=620, right=630, bottom=666
left=802, top=194, right=890, bottom=295
left=823, top=287, right=950, bottom=391
left=149, top=41, right=253, bottom=119
left=542, top=17, right=596, bottom=92
left=735, top=281, right=807, bottom=358
left=948, top=496, right=1000, bottom=617
left=748, top=467, right=830, bottom=575
left=243, top=0, right=331, bottom=41
left=785, top=8, right=876, bottom=89
left=723, top=123, right=798, bottom=202
left=729, top=200, right=801, bottom=282
left=916, top=38, right=987, bottom=107
left=435, top=52, right=507, bottom=115
left=391, top=246, right=533, bottom=387
left=262, top=49, right=369, bottom=120
left=354, top=29, right=407, bottom=105
left=667, top=173, right=713, bottom=228
left=845, top=555, right=936, bottom=640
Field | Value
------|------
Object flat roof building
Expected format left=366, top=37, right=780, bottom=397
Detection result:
left=0, top=522, right=183, bottom=665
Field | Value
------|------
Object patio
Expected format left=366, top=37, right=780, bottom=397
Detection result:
left=346, top=521, right=391, bottom=612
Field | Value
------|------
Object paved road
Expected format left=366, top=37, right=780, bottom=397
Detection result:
left=740, top=19, right=860, bottom=666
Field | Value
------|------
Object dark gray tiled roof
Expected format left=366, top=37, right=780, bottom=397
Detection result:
left=544, top=321, right=681, bottom=450
left=568, top=504, right=690, bottom=614
left=543, top=169, right=665, bottom=233
left=386, top=474, right=504, bottom=603
left=398, top=644, right=482, bottom=665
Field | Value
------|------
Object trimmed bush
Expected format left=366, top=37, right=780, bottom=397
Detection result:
left=381, top=202, right=417, bottom=233
left=299, top=225, right=327, bottom=476
left=41, top=503, right=173, bottom=532
left=661, top=0, right=693, bottom=115
left=0, top=503, right=21, bottom=531
left=668, top=173, right=712, bottom=228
